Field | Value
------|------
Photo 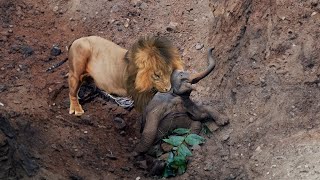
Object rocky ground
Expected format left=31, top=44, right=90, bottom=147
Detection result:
left=1, top=0, right=320, bottom=179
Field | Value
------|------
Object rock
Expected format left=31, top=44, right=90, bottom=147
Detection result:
left=13, top=100, right=21, bottom=104
left=111, top=5, right=120, bottom=13
left=221, top=132, right=230, bottom=141
left=8, top=29, right=13, bottom=33
left=159, top=153, right=169, bottom=161
left=139, top=2, right=148, bottom=9
left=249, top=117, right=254, bottom=123
left=206, top=122, right=219, bottom=132
left=74, top=151, right=84, bottom=158
left=18, top=64, right=27, bottom=71
left=51, top=45, right=61, bottom=56
left=148, top=160, right=166, bottom=176
left=121, top=166, right=131, bottom=171
left=203, top=162, right=213, bottom=171
left=69, top=175, right=84, bottom=180
left=166, top=21, right=178, bottom=32
left=161, top=143, right=173, bottom=152
left=113, top=117, right=126, bottom=130
left=311, top=12, right=317, bottom=16
left=106, top=153, right=117, bottom=160
left=124, top=19, right=130, bottom=28
left=255, top=146, right=262, bottom=153
left=0, top=132, right=7, bottom=146
left=0, top=36, right=8, bottom=42
left=191, top=144, right=201, bottom=150
left=53, top=6, right=59, bottom=12
left=131, top=0, right=142, bottom=6
left=311, top=0, right=318, bottom=6
left=195, top=43, right=204, bottom=50
left=20, top=45, right=34, bottom=57
left=0, top=84, right=7, bottom=92
left=1, top=31, right=10, bottom=37
left=108, top=168, right=115, bottom=173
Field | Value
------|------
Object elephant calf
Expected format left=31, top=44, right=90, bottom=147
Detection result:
left=134, top=48, right=229, bottom=155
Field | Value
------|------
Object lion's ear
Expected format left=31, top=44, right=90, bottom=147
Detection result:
left=134, top=50, right=152, bottom=69
left=135, top=70, right=153, bottom=92
left=169, top=48, right=184, bottom=70
left=172, top=57, right=184, bottom=70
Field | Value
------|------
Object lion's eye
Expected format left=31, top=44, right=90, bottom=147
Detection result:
left=152, top=73, right=160, bottom=80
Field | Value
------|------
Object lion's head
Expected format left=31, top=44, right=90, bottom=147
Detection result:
left=127, top=36, right=183, bottom=93
left=126, top=36, right=183, bottom=111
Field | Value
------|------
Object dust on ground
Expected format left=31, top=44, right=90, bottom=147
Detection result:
left=1, top=0, right=320, bottom=179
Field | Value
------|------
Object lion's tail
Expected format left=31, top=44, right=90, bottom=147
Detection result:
left=46, top=58, right=68, bottom=72
left=46, top=39, right=76, bottom=73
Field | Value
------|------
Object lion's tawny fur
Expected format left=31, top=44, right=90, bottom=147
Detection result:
left=68, top=36, right=183, bottom=115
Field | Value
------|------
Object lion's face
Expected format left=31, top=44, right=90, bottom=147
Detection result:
left=150, top=68, right=172, bottom=92
left=135, top=60, right=173, bottom=93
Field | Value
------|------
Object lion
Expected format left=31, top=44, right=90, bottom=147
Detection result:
left=68, top=36, right=183, bottom=116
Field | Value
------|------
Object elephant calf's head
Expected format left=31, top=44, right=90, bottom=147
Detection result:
left=171, top=48, right=216, bottom=95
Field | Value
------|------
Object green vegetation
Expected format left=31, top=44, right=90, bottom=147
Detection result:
left=162, top=128, right=206, bottom=177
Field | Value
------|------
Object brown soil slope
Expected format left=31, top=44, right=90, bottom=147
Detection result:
left=0, top=0, right=319, bottom=179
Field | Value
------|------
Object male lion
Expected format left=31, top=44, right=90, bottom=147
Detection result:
left=68, top=36, right=183, bottom=116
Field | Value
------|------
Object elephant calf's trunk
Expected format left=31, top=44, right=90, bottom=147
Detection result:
left=189, top=48, right=215, bottom=84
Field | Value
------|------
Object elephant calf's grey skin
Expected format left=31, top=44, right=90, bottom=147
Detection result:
left=134, top=48, right=229, bottom=155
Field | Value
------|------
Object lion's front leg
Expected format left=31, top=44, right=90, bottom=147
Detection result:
left=68, top=73, right=84, bottom=116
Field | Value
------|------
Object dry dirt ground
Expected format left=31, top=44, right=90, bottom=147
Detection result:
left=1, top=0, right=320, bottom=179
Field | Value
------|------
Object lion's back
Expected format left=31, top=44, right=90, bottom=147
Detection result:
left=70, top=36, right=129, bottom=96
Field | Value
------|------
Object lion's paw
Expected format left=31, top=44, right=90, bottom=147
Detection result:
left=69, top=105, right=84, bottom=116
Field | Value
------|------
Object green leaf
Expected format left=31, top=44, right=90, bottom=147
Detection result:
left=163, top=165, right=175, bottom=177
left=163, top=152, right=176, bottom=177
left=177, top=164, right=187, bottom=175
left=163, top=136, right=185, bottom=146
left=167, top=152, right=175, bottom=164
left=172, top=155, right=186, bottom=167
left=172, top=155, right=187, bottom=175
left=173, top=128, right=191, bottom=135
left=177, top=144, right=192, bottom=157
left=185, top=134, right=206, bottom=146
left=201, top=124, right=213, bottom=136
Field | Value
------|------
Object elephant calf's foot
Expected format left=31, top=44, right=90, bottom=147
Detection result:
left=215, top=115, right=229, bottom=126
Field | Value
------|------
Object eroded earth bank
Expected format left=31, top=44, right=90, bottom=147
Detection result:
left=1, top=0, right=320, bottom=179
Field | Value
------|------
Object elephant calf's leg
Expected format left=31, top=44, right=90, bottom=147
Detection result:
left=134, top=131, right=158, bottom=154
left=190, top=121, right=202, bottom=134
left=203, top=106, right=229, bottom=126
